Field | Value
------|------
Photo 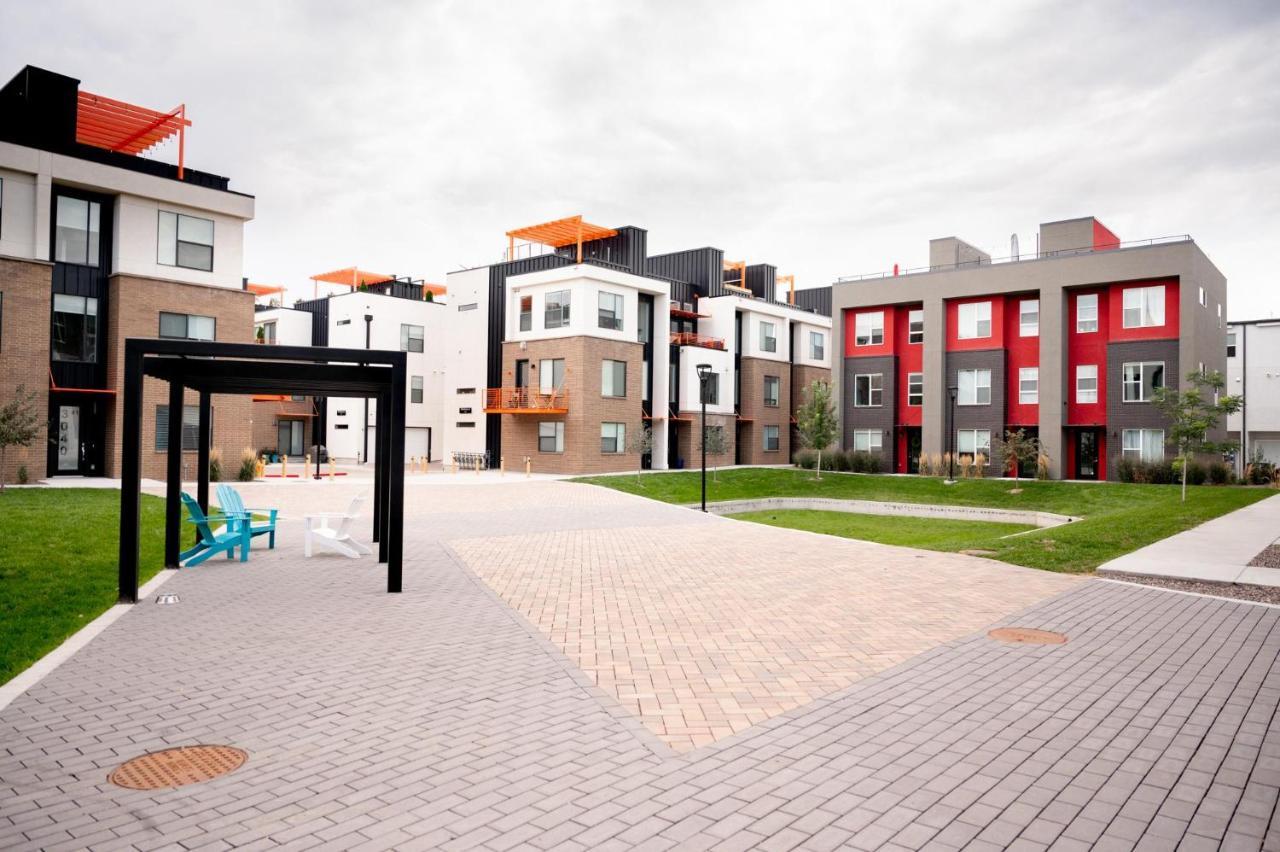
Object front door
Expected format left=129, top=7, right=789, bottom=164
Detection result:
left=905, top=428, right=922, bottom=474
left=514, top=359, right=528, bottom=389
left=56, top=405, right=80, bottom=472
left=1076, top=429, right=1099, bottom=480
left=278, top=420, right=304, bottom=457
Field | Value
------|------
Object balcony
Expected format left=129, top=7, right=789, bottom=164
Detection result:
left=671, top=332, right=726, bottom=351
left=484, top=387, right=570, bottom=415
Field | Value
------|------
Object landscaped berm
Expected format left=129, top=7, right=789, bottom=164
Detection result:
left=575, top=468, right=1273, bottom=573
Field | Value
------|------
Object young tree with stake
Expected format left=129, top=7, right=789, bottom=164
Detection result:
left=795, top=379, right=838, bottom=480
left=0, top=386, right=41, bottom=492
left=1151, top=369, right=1241, bottom=502
left=626, top=424, right=654, bottom=484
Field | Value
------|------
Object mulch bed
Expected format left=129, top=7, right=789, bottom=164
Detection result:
left=1103, top=571, right=1280, bottom=606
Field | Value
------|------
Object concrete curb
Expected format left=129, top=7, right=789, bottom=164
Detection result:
left=694, top=496, right=1080, bottom=529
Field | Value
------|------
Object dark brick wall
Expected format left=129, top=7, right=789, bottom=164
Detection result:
left=1106, top=339, right=1179, bottom=470
left=843, top=355, right=895, bottom=470
left=946, top=349, right=1006, bottom=470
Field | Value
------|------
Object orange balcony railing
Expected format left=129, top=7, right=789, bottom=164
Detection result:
left=670, top=332, right=726, bottom=350
left=484, top=387, right=570, bottom=414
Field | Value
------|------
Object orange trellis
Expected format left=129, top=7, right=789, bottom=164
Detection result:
left=506, top=215, right=617, bottom=263
left=76, top=91, right=191, bottom=178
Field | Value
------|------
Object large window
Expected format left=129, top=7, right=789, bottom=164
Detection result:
left=957, top=302, right=991, bottom=339
left=601, top=359, right=627, bottom=397
left=400, top=324, right=424, bottom=352
left=760, top=321, right=777, bottom=352
left=155, top=404, right=201, bottom=451
left=763, top=375, right=780, bottom=407
left=411, top=375, right=423, bottom=404
left=957, top=368, right=991, bottom=405
left=1076, top=364, right=1098, bottom=403
left=1077, top=293, right=1099, bottom=333
left=538, top=421, right=564, bottom=453
left=762, top=425, right=780, bottom=452
left=957, top=429, right=991, bottom=457
left=158, top=211, right=214, bottom=272
left=545, top=290, right=570, bottom=329
left=1019, top=367, right=1039, bottom=404
left=1123, top=429, right=1165, bottom=462
left=51, top=294, right=99, bottom=362
left=908, top=309, right=924, bottom=344
left=1020, top=300, right=1039, bottom=337
left=853, top=374, right=882, bottom=407
left=1122, top=361, right=1164, bottom=402
left=1123, top=286, right=1166, bottom=329
left=539, top=358, right=566, bottom=394
left=810, top=331, right=825, bottom=360
left=519, top=296, right=532, bottom=332
left=854, top=311, right=884, bottom=346
left=159, top=311, right=214, bottom=341
left=598, top=291, right=623, bottom=331
left=601, top=422, right=626, bottom=454
left=700, top=371, right=720, bottom=405
left=852, top=430, right=882, bottom=452
left=54, top=196, right=101, bottom=266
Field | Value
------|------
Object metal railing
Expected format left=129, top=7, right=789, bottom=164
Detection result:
left=484, top=387, right=570, bottom=412
left=670, top=332, right=726, bottom=350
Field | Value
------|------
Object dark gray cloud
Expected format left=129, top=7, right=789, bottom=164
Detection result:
left=4, top=0, right=1278, bottom=316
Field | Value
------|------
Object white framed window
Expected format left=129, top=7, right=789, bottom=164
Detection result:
left=852, top=429, right=882, bottom=452
left=853, top=374, right=883, bottom=407
left=544, top=290, right=571, bottom=329
left=957, top=429, right=991, bottom=456
left=1077, top=293, right=1099, bottom=333
left=411, top=376, right=424, bottom=404
left=601, top=422, right=625, bottom=454
left=1227, top=330, right=1237, bottom=358
left=518, top=295, right=532, bottom=332
left=1019, top=367, right=1039, bottom=404
left=763, top=375, right=780, bottom=407
left=400, top=324, right=424, bottom=352
left=908, top=309, right=924, bottom=344
left=760, top=321, right=778, bottom=352
left=957, top=301, right=992, bottom=339
left=601, top=359, right=626, bottom=398
left=854, top=311, right=884, bottom=346
left=256, top=321, right=277, bottom=343
left=1122, top=362, right=1164, bottom=402
left=539, top=358, right=566, bottom=394
left=762, top=425, right=780, bottom=452
left=1198, top=286, right=1206, bottom=307
left=1122, top=286, right=1165, bottom=329
left=598, top=291, right=624, bottom=330
left=907, top=373, right=923, bottom=407
left=1020, top=300, right=1039, bottom=337
left=158, top=211, right=214, bottom=272
left=1076, top=364, right=1098, bottom=403
left=538, top=421, right=565, bottom=453
left=809, top=331, right=825, bottom=360
left=1122, top=429, right=1165, bottom=462
left=957, top=369, right=991, bottom=405
left=160, top=311, right=215, bottom=341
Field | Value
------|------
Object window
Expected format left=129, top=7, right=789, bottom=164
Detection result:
left=700, top=371, right=720, bottom=405
left=459, top=407, right=472, bottom=414
left=1198, top=286, right=1206, bottom=307
left=1123, top=429, right=1165, bottom=462
left=957, top=302, right=991, bottom=339
left=52, top=294, right=98, bottom=362
left=1076, top=364, right=1098, bottom=403
left=155, top=405, right=200, bottom=451
left=539, top=359, right=566, bottom=394
left=456, top=302, right=478, bottom=312
left=411, top=375, right=423, bottom=404
left=159, top=311, right=214, bottom=341
left=638, top=299, right=651, bottom=343
left=957, top=429, right=991, bottom=456
left=1077, top=293, right=1099, bottom=333
left=336, top=319, right=351, bottom=326
left=957, top=369, right=991, bottom=405
left=854, top=312, right=884, bottom=346
left=1122, top=286, right=1165, bottom=329
left=601, top=422, right=626, bottom=454
left=1019, top=367, right=1039, bottom=404
left=256, top=321, right=276, bottom=343
left=898, top=374, right=920, bottom=409
left=399, top=324, right=424, bottom=352
left=158, top=211, right=214, bottom=272
left=908, top=309, right=924, bottom=344
left=1020, top=300, right=1039, bottom=337
left=457, top=387, right=476, bottom=395
left=810, top=331, right=825, bottom=360
left=601, top=359, right=627, bottom=397
left=518, top=296, right=532, bottom=332
left=1227, top=331, right=1237, bottom=358
left=763, top=425, right=780, bottom=452
left=1122, top=362, right=1164, bottom=402
left=545, top=290, right=570, bottom=329
left=760, top=321, right=777, bottom=352
left=763, top=375, right=780, bottom=407
left=598, top=291, right=624, bottom=331
left=853, top=374, right=883, bottom=407
left=852, top=430, right=883, bottom=452
left=538, top=421, right=564, bottom=453
left=54, top=196, right=101, bottom=266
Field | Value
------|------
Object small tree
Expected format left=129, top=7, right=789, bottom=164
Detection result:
left=795, top=379, right=838, bottom=480
left=0, top=385, right=42, bottom=492
left=702, top=424, right=731, bottom=482
left=626, top=425, right=654, bottom=483
left=998, top=428, right=1041, bottom=490
left=1151, top=370, right=1241, bottom=502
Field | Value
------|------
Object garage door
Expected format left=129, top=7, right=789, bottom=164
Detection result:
left=405, top=427, right=431, bottom=461
left=1255, top=440, right=1280, bottom=465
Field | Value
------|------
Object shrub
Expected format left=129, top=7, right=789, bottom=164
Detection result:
left=830, top=450, right=851, bottom=472
left=972, top=453, right=987, bottom=478
left=917, top=454, right=931, bottom=476
left=16, top=464, right=28, bottom=485
left=1035, top=452, right=1051, bottom=480
left=848, top=451, right=881, bottom=473
left=1207, top=461, right=1233, bottom=485
left=208, top=447, right=223, bottom=483
left=1115, top=457, right=1178, bottom=484
left=237, top=448, right=258, bottom=482
left=1184, top=461, right=1208, bottom=486
left=1246, top=460, right=1276, bottom=485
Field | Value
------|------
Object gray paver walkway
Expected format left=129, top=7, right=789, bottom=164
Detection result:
left=2, top=481, right=1280, bottom=850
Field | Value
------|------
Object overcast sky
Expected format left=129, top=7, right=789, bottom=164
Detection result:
left=5, top=1, right=1278, bottom=316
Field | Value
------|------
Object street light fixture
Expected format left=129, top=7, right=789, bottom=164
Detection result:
left=947, top=385, right=959, bottom=483
left=696, top=363, right=713, bottom=512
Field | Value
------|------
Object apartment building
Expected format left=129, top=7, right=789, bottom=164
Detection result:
left=832, top=217, right=1227, bottom=479
left=0, top=65, right=255, bottom=482
left=1226, top=318, right=1280, bottom=472
left=441, top=216, right=832, bottom=475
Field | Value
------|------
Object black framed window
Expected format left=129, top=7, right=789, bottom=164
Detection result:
left=158, top=211, right=214, bottom=272
left=54, top=196, right=101, bottom=266
left=159, top=311, right=215, bottom=341
left=701, top=372, right=719, bottom=405
left=853, top=374, right=882, bottom=407
left=764, top=375, right=780, bottom=407
left=411, top=375, right=424, bottom=404
left=763, top=425, right=780, bottom=452
left=601, top=359, right=626, bottom=398
left=598, top=291, right=623, bottom=330
left=52, top=294, right=99, bottom=362
left=545, top=290, right=571, bottom=329
left=400, top=324, right=424, bottom=352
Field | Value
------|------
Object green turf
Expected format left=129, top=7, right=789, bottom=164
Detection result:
left=575, top=468, right=1273, bottom=574
left=0, top=489, right=166, bottom=685
left=730, top=510, right=1034, bottom=552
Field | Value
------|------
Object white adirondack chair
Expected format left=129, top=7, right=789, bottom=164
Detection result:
left=303, top=494, right=372, bottom=559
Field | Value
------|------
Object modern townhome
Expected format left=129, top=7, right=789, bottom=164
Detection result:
left=1226, top=317, right=1280, bottom=473
left=252, top=269, right=447, bottom=464
left=0, top=65, right=255, bottom=482
left=831, top=217, right=1228, bottom=480
left=441, top=216, right=832, bottom=474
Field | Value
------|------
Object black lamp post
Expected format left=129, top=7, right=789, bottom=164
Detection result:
left=361, top=311, right=373, bottom=464
left=947, top=385, right=958, bottom=482
left=696, top=363, right=713, bottom=512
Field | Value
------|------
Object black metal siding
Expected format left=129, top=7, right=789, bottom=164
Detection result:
left=554, top=225, right=649, bottom=275
left=646, top=248, right=724, bottom=299
left=292, top=298, right=331, bottom=347
left=745, top=264, right=777, bottom=301
left=792, top=286, right=832, bottom=317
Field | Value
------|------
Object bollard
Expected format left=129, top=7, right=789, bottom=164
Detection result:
left=500, top=456, right=505, bottom=476
left=409, top=456, right=416, bottom=474
left=451, top=460, right=458, bottom=475
left=475, top=457, right=481, bottom=476
left=305, top=453, right=311, bottom=477
left=281, top=454, right=288, bottom=479
left=525, top=457, right=531, bottom=478
left=328, top=459, right=335, bottom=480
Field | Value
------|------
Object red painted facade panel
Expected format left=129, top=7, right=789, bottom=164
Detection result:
left=1004, top=294, right=1039, bottom=427
left=895, top=304, right=923, bottom=427
left=945, top=295, right=1006, bottom=352
left=1108, top=278, right=1179, bottom=342
left=1066, top=288, right=1108, bottom=426
left=1093, top=219, right=1121, bottom=251
left=843, top=305, right=897, bottom=357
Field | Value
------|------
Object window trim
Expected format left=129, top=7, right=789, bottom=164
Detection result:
left=518, top=295, right=532, bottom=332
left=1075, top=364, right=1099, bottom=403
left=52, top=293, right=100, bottom=363
left=157, top=210, right=215, bottom=272
left=907, top=372, right=923, bottom=407
left=544, top=289, right=571, bottom=330
left=908, top=309, right=924, bottom=344
left=400, top=323, right=425, bottom=353
left=597, top=291, right=624, bottom=331
left=600, top=422, right=626, bottom=454
left=411, top=375, right=424, bottom=404
left=853, top=311, right=884, bottom=347
left=1019, top=299, right=1039, bottom=337
left=1122, top=428, right=1166, bottom=462
left=760, top=320, right=778, bottom=352
left=601, top=359, right=627, bottom=398
left=155, top=404, right=204, bottom=452
left=853, top=373, right=883, bottom=408
left=763, top=375, right=780, bottom=407
left=1077, top=293, right=1099, bottom=333
left=1122, top=285, right=1166, bottom=329
left=158, top=311, right=215, bottom=342
left=539, top=358, right=566, bottom=395
left=956, top=428, right=992, bottom=457
left=809, top=330, right=825, bottom=360
left=762, top=424, right=781, bottom=452
left=852, top=429, right=883, bottom=453
left=538, top=421, right=565, bottom=453
left=957, top=301, right=992, bottom=340
left=1227, top=330, right=1237, bottom=358
left=1018, top=367, right=1039, bottom=405
left=1121, top=361, right=1165, bottom=403
left=956, top=368, right=992, bottom=406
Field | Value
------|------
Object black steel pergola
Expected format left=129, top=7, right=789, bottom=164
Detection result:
left=117, top=338, right=407, bottom=603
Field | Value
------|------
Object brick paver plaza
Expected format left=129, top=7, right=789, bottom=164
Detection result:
left=2, top=480, right=1279, bottom=850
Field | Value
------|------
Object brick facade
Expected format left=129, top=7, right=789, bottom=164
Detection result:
left=736, top=356, right=790, bottom=465
left=251, top=398, right=316, bottom=457
left=946, top=349, right=1006, bottom=472
left=674, top=412, right=736, bottom=470
left=0, top=257, right=54, bottom=484
left=1106, top=339, right=1179, bottom=472
left=843, top=355, right=895, bottom=471
left=789, top=364, right=831, bottom=460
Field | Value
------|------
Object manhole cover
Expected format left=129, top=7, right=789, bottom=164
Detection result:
left=109, top=745, right=247, bottom=790
left=988, top=627, right=1067, bottom=645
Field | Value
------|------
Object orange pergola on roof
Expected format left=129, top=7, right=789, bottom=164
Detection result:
left=76, top=91, right=191, bottom=178
left=506, top=215, right=617, bottom=262
left=245, top=283, right=286, bottom=297
left=310, top=267, right=396, bottom=288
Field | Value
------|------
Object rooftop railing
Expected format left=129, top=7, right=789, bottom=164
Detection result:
left=671, top=332, right=726, bottom=350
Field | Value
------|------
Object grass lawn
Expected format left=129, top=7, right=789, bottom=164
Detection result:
left=0, top=489, right=166, bottom=685
left=575, top=468, right=1274, bottom=573
left=730, top=510, right=1033, bottom=552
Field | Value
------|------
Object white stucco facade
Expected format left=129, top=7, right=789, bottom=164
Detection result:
left=441, top=266, right=491, bottom=463
left=1227, top=320, right=1280, bottom=468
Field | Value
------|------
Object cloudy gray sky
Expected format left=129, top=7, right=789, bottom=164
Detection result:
left=5, top=1, right=1279, bottom=316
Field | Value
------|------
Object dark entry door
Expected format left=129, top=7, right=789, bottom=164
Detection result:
left=514, top=359, right=528, bottom=388
left=1076, top=429, right=1099, bottom=480
left=51, top=398, right=105, bottom=476
left=905, top=428, right=922, bottom=474
left=278, top=420, right=304, bottom=456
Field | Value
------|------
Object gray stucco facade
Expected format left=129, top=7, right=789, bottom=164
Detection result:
left=946, top=349, right=1006, bottom=472
left=843, top=354, right=895, bottom=470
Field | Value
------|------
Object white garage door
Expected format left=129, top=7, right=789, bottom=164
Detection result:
left=1256, top=440, right=1280, bottom=465
left=405, top=427, right=431, bottom=461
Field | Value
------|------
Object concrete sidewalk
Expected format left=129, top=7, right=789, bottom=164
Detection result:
left=1098, top=492, right=1280, bottom=586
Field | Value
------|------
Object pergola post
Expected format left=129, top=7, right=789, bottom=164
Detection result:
left=371, top=393, right=382, bottom=546
left=164, top=370, right=185, bottom=569
left=196, top=390, right=212, bottom=545
left=376, top=391, right=391, bottom=563
left=387, top=358, right=407, bottom=593
left=118, top=341, right=144, bottom=604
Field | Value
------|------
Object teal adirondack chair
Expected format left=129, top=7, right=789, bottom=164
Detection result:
left=216, top=484, right=279, bottom=549
left=180, top=493, right=250, bottom=566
